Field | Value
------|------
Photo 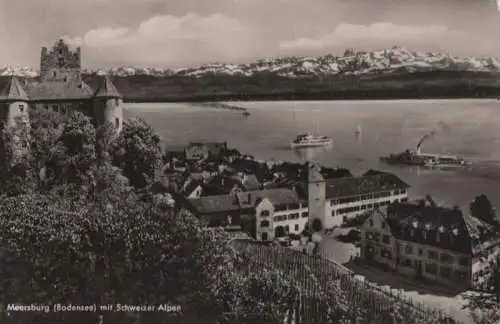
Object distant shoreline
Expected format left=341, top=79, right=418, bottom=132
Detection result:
left=123, top=90, right=500, bottom=103
left=80, top=70, right=500, bottom=103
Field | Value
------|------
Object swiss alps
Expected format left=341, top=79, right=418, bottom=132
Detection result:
left=3, top=46, right=500, bottom=78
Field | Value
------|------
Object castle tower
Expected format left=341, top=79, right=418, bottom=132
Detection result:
left=0, top=76, right=31, bottom=156
left=40, top=38, right=81, bottom=83
left=93, top=76, right=123, bottom=133
left=0, top=76, right=30, bottom=129
left=307, top=162, right=326, bottom=230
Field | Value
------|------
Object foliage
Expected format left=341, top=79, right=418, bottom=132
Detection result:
left=0, top=194, right=239, bottom=323
left=232, top=240, right=462, bottom=324
left=464, top=254, right=500, bottom=324
left=0, top=117, right=34, bottom=196
left=111, top=118, right=163, bottom=189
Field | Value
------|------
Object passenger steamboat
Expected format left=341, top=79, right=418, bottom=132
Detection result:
left=290, top=132, right=333, bottom=148
left=380, top=132, right=472, bottom=168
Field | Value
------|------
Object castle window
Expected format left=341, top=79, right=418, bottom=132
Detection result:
left=44, top=105, right=49, bottom=110
left=260, top=210, right=270, bottom=217
left=53, top=71, right=57, bottom=77
left=52, top=105, right=59, bottom=112
left=18, top=105, right=24, bottom=113
left=115, top=118, right=120, bottom=128
left=115, top=98, right=120, bottom=105
left=295, top=224, right=299, bottom=232
left=260, top=220, right=269, bottom=228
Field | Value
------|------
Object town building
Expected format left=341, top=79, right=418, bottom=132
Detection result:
left=0, top=38, right=123, bottom=133
left=300, top=166, right=410, bottom=229
left=360, top=199, right=500, bottom=291
left=186, top=188, right=308, bottom=240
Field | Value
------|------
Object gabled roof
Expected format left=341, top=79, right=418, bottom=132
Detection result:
left=93, top=76, right=122, bottom=98
left=188, top=188, right=301, bottom=214
left=383, top=202, right=473, bottom=254
left=326, top=173, right=409, bottom=199
left=183, top=179, right=202, bottom=195
left=25, top=80, right=94, bottom=100
left=0, top=76, right=29, bottom=101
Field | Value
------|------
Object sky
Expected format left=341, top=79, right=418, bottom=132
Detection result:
left=1, top=0, right=500, bottom=69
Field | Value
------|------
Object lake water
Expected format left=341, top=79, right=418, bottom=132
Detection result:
left=125, top=99, right=500, bottom=215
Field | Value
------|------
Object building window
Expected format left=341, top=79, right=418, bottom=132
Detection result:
left=52, top=105, right=59, bottom=112
left=404, top=244, right=413, bottom=254
left=331, top=210, right=335, bottom=217
left=428, top=250, right=438, bottom=260
left=455, top=270, right=467, bottom=281
left=115, top=118, right=120, bottom=128
left=425, top=262, right=438, bottom=274
left=418, top=248, right=423, bottom=256
left=459, top=257, right=469, bottom=266
left=381, top=222, right=386, bottom=229
left=382, top=235, right=390, bottom=244
left=260, top=220, right=269, bottom=228
left=18, top=104, right=25, bottom=113
left=301, top=212, right=308, bottom=218
left=369, top=219, right=374, bottom=227
left=440, top=253, right=454, bottom=264
left=44, top=105, right=49, bottom=110
left=63, top=76, right=68, bottom=82
left=295, top=224, right=299, bottom=232
left=115, top=98, right=120, bottom=105
left=440, top=266, right=452, bottom=278
left=288, top=213, right=299, bottom=220
left=261, top=232, right=268, bottom=241
left=53, top=71, right=57, bottom=77
left=260, top=210, right=270, bottom=217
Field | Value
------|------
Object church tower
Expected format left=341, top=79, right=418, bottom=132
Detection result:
left=40, top=38, right=82, bottom=83
left=93, top=76, right=123, bottom=133
left=307, top=162, right=327, bottom=230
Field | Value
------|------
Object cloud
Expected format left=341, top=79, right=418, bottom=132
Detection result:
left=280, top=22, right=451, bottom=50
left=84, top=14, right=248, bottom=47
left=77, top=13, right=253, bottom=65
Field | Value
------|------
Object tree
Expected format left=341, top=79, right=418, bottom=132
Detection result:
left=27, top=108, right=67, bottom=190
left=0, top=116, right=34, bottom=196
left=0, top=194, right=240, bottom=323
left=111, top=118, right=163, bottom=190
left=470, top=194, right=497, bottom=225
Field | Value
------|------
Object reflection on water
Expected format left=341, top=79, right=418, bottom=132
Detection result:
left=292, top=145, right=334, bottom=163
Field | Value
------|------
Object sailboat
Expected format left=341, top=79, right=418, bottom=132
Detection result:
left=355, top=125, right=363, bottom=162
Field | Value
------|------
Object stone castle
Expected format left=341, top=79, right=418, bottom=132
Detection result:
left=0, top=38, right=123, bottom=132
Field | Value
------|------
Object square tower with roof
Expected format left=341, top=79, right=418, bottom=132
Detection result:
left=0, top=38, right=124, bottom=133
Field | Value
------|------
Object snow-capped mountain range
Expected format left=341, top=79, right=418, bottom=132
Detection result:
left=3, top=46, right=500, bottom=79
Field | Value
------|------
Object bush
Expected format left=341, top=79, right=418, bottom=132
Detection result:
left=0, top=194, right=238, bottom=323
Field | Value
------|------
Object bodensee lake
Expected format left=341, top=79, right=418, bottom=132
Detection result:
left=125, top=99, right=500, bottom=215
